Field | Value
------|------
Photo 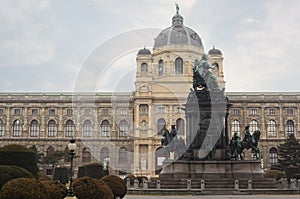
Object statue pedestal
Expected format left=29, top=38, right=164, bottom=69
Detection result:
left=159, top=160, right=263, bottom=179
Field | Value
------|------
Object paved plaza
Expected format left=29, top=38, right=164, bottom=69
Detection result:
left=124, top=195, right=300, bottom=199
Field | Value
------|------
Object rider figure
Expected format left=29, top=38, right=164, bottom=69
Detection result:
left=230, top=132, right=240, bottom=156
left=243, top=125, right=251, bottom=145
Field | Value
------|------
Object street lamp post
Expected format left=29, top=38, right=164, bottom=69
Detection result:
left=67, top=138, right=76, bottom=197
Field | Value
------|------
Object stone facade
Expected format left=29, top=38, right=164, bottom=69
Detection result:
left=0, top=8, right=299, bottom=177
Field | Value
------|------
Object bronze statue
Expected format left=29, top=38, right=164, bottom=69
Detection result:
left=193, top=54, right=219, bottom=91
left=229, top=129, right=261, bottom=160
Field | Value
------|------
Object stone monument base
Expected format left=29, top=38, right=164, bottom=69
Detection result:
left=159, top=160, right=263, bottom=179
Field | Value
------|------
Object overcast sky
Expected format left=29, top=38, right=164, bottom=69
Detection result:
left=0, top=0, right=300, bottom=92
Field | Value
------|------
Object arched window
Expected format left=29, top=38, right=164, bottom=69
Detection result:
left=47, top=146, right=55, bottom=155
left=101, top=120, right=110, bottom=137
left=29, top=120, right=39, bottom=137
left=176, top=118, right=185, bottom=136
left=285, top=120, right=295, bottom=136
left=175, top=57, right=183, bottom=74
left=267, top=120, right=277, bottom=137
left=82, top=120, right=92, bottom=137
left=100, top=147, right=109, bottom=163
left=119, top=147, right=128, bottom=164
left=231, top=120, right=240, bottom=137
left=141, top=63, right=148, bottom=75
left=0, top=119, right=4, bottom=136
left=48, top=120, right=57, bottom=137
left=249, top=120, right=258, bottom=134
left=158, top=59, right=164, bottom=76
left=13, top=119, right=22, bottom=137
left=157, top=118, right=166, bottom=135
left=119, top=120, right=128, bottom=137
left=269, top=147, right=278, bottom=164
left=155, top=147, right=165, bottom=174
left=65, top=120, right=75, bottom=137
left=82, top=147, right=91, bottom=163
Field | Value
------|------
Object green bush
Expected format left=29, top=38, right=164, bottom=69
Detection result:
left=77, top=163, right=105, bottom=179
left=0, top=144, right=38, bottom=178
left=101, top=175, right=127, bottom=199
left=285, top=166, right=300, bottom=180
left=264, top=169, right=286, bottom=181
left=41, top=180, right=68, bottom=199
left=0, top=165, right=34, bottom=189
left=0, top=178, right=49, bottom=199
left=292, top=173, right=300, bottom=179
left=39, top=173, right=52, bottom=181
left=53, top=167, right=69, bottom=184
left=124, top=174, right=135, bottom=186
left=73, top=177, right=113, bottom=199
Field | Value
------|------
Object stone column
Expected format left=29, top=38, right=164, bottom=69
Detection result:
left=135, top=104, right=139, bottom=138
left=261, top=106, right=266, bottom=139
left=279, top=106, right=284, bottom=137
left=41, top=107, right=45, bottom=137
left=169, top=105, right=173, bottom=125
left=148, top=104, right=152, bottom=136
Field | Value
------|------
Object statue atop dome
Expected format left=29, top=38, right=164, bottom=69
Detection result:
left=176, top=2, right=180, bottom=14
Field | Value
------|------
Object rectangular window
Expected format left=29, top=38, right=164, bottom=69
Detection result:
left=232, top=109, right=240, bottom=116
left=249, top=108, right=257, bottom=115
left=85, top=108, right=91, bottom=115
left=67, top=108, right=73, bottom=116
left=0, top=109, right=4, bottom=116
left=158, top=107, right=166, bottom=113
left=102, top=109, right=109, bottom=115
left=32, top=109, right=38, bottom=115
left=120, top=108, right=128, bottom=115
left=14, top=108, right=21, bottom=115
left=268, top=108, right=276, bottom=115
left=49, top=109, right=56, bottom=116
left=286, top=108, right=294, bottom=115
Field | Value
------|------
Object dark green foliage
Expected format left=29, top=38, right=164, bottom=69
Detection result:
left=264, top=169, right=286, bottom=181
left=285, top=166, right=300, bottom=180
left=278, top=134, right=300, bottom=171
left=29, top=145, right=44, bottom=164
left=53, top=167, right=69, bottom=184
left=41, top=180, right=68, bottom=199
left=38, top=173, right=52, bottom=181
left=77, top=163, right=105, bottom=179
left=73, top=177, right=113, bottom=199
left=0, top=145, right=38, bottom=178
left=101, top=175, right=127, bottom=199
left=0, top=165, right=35, bottom=189
left=42, top=150, right=67, bottom=173
left=77, top=166, right=86, bottom=178
left=0, top=178, right=49, bottom=199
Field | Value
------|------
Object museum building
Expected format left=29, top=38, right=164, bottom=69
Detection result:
left=0, top=8, right=299, bottom=177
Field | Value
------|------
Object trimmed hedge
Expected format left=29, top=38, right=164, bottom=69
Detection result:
left=285, top=166, right=300, bottom=180
left=0, top=144, right=38, bottom=178
left=41, top=180, right=68, bottom=199
left=73, top=177, right=113, bottom=199
left=101, top=175, right=127, bottom=199
left=77, top=163, right=105, bottom=179
left=0, top=165, right=34, bottom=189
left=38, top=173, right=52, bottom=181
left=264, top=169, right=286, bottom=181
left=0, top=178, right=49, bottom=199
left=53, top=167, right=69, bottom=184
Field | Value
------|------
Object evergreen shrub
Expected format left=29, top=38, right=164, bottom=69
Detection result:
left=0, top=144, right=38, bottom=178
left=0, top=178, right=49, bottom=199
left=73, top=177, right=113, bottom=199
left=101, top=175, right=127, bottom=199
left=53, top=167, right=69, bottom=184
left=0, top=165, right=34, bottom=189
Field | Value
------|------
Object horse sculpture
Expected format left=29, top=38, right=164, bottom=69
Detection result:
left=230, top=130, right=261, bottom=160
left=161, top=125, right=186, bottom=160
